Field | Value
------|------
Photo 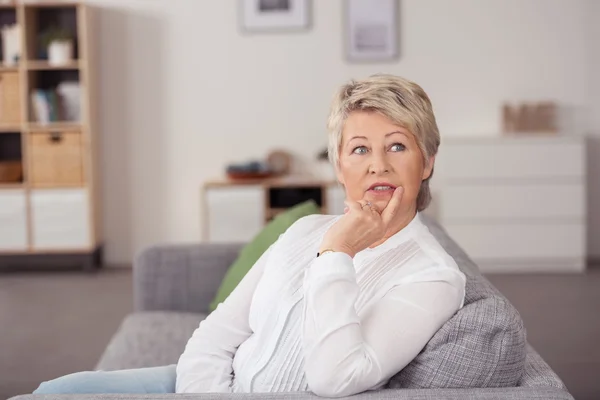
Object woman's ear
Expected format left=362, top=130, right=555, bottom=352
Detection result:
left=422, top=155, right=435, bottom=181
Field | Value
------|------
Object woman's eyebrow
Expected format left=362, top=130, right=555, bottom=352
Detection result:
left=386, top=131, right=408, bottom=138
left=347, top=131, right=408, bottom=142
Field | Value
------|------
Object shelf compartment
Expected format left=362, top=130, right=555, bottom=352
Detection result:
left=0, top=6, right=18, bottom=67
left=28, top=69, right=81, bottom=124
left=0, top=132, right=23, bottom=184
left=24, top=4, right=79, bottom=62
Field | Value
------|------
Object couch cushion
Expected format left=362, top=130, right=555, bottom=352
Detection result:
left=209, top=200, right=321, bottom=312
left=388, top=216, right=527, bottom=389
left=95, top=312, right=204, bottom=371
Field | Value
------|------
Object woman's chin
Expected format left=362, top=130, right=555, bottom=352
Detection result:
left=365, top=191, right=393, bottom=210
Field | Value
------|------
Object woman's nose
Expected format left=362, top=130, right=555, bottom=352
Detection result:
left=368, top=153, right=391, bottom=174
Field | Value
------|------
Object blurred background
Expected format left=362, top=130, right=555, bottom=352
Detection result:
left=0, top=0, right=598, bottom=399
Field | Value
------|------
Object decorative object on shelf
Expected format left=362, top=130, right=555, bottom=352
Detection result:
left=316, top=148, right=328, bottom=161
left=56, top=81, right=81, bottom=121
left=40, top=26, right=74, bottom=65
left=266, top=149, right=292, bottom=176
left=0, top=160, right=22, bottom=183
left=226, top=160, right=273, bottom=180
left=1, top=23, right=21, bottom=66
left=240, top=0, right=310, bottom=32
left=314, top=148, right=336, bottom=180
left=31, top=88, right=64, bottom=123
left=345, top=0, right=399, bottom=62
left=502, top=102, right=558, bottom=135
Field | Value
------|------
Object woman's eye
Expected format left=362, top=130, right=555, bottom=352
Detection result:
left=352, top=146, right=368, bottom=155
left=390, top=143, right=406, bottom=152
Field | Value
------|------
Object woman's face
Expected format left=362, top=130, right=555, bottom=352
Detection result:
left=336, top=110, right=434, bottom=215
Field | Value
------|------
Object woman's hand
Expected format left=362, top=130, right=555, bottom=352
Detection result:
left=319, top=187, right=404, bottom=258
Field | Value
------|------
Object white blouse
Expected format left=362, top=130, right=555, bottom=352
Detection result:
left=176, top=212, right=466, bottom=397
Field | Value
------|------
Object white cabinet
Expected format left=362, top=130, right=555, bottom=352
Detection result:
left=0, top=190, right=28, bottom=251
left=326, top=185, right=345, bottom=215
left=31, top=189, right=91, bottom=250
left=205, top=186, right=265, bottom=243
left=203, top=181, right=346, bottom=243
left=436, top=136, right=586, bottom=273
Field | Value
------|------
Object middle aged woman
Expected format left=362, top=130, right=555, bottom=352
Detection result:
left=175, top=74, right=467, bottom=397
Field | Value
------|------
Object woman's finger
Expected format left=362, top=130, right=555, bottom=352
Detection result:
left=358, top=200, right=380, bottom=214
left=381, top=187, right=404, bottom=224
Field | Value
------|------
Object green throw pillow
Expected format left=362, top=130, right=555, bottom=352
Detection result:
left=209, top=200, right=321, bottom=312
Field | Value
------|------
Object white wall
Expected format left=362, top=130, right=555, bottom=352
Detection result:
left=85, top=0, right=591, bottom=264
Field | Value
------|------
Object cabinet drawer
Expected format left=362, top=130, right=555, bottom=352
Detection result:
left=444, top=222, right=585, bottom=260
left=326, top=185, right=345, bottom=215
left=206, top=187, right=265, bottom=242
left=0, top=190, right=28, bottom=251
left=30, top=131, right=84, bottom=186
left=441, top=182, right=585, bottom=221
left=438, top=139, right=584, bottom=180
left=31, top=189, right=90, bottom=249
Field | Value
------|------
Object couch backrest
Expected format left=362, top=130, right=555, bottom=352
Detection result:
left=388, top=215, right=564, bottom=390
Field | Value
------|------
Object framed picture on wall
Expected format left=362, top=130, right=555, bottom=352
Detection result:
left=240, top=0, right=311, bottom=32
left=345, top=0, right=400, bottom=62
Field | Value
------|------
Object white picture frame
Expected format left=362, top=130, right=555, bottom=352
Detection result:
left=345, top=0, right=399, bottom=62
left=240, top=0, right=311, bottom=32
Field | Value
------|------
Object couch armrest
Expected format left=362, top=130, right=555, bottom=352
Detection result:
left=133, top=243, right=244, bottom=314
left=13, top=387, right=573, bottom=400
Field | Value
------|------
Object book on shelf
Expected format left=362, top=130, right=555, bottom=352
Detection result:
left=30, top=83, right=81, bottom=124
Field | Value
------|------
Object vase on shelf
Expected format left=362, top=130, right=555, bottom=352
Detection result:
left=48, top=39, right=74, bottom=66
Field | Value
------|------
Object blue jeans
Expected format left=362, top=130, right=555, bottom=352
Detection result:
left=33, top=365, right=176, bottom=394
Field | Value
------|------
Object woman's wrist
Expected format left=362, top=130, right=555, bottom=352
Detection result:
left=318, top=243, right=356, bottom=259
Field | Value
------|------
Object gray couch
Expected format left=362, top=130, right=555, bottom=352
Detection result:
left=14, top=216, right=573, bottom=400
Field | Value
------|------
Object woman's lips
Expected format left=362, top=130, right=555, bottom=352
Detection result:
left=367, top=187, right=396, bottom=197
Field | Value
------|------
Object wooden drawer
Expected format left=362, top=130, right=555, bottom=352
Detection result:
left=31, top=189, right=90, bottom=250
left=0, top=190, right=28, bottom=251
left=444, top=222, right=585, bottom=261
left=441, top=182, right=585, bottom=221
left=438, top=138, right=584, bottom=181
left=29, top=131, right=84, bottom=186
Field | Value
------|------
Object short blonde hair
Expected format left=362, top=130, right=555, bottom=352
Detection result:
left=326, top=74, right=440, bottom=211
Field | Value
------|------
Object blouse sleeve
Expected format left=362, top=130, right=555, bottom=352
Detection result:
left=302, top=252, right=462, bottom=398
left=175, top=245, right=273, bottom=393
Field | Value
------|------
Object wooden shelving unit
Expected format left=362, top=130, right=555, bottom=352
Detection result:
left=26, top=121, right=83, bottom=131
left=26, top=59, right=81, bottom=70
left=0, top=2, right=101, bottom=269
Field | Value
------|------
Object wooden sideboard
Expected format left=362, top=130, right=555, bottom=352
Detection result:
left=202, top=176, right=345, bottom=243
